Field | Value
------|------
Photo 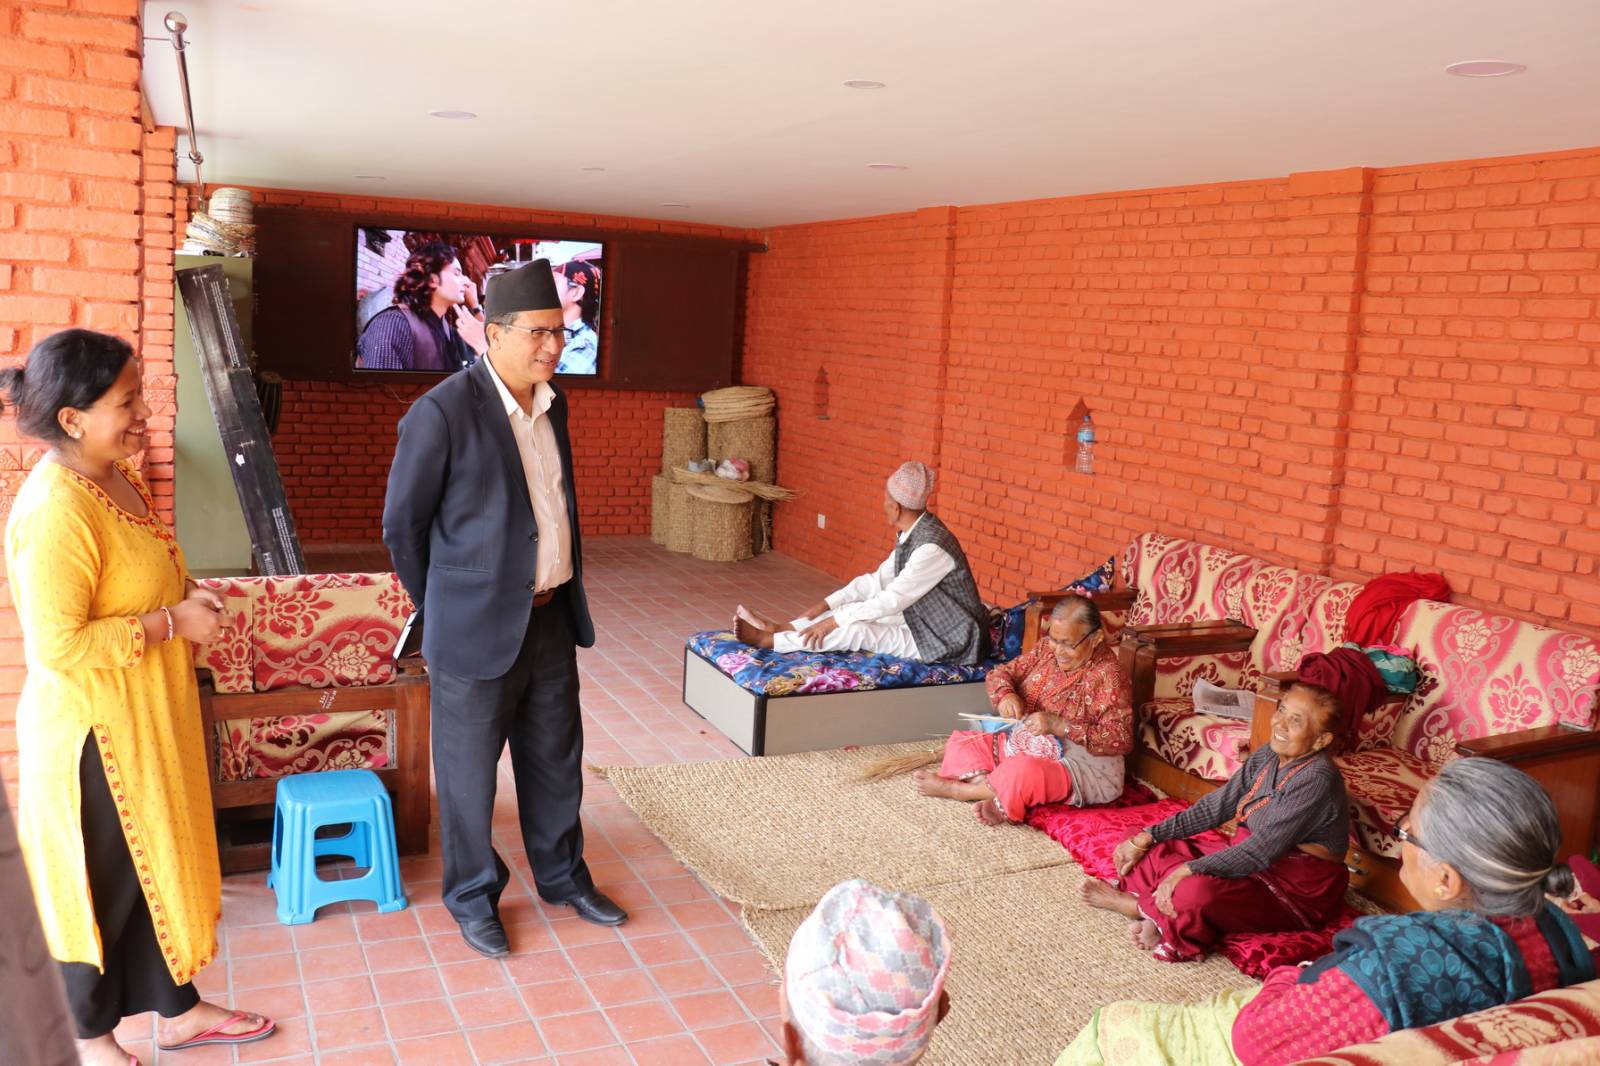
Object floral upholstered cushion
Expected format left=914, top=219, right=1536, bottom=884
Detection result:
left=1390, top=601, right=1600, bottom=771
left=195, top=573, right=414, bottom=693
left=687, top=630, right=991, bottom=696
left=1120, top=534, right=1350, bottom=700
left=1293, top=979, right=1600, bottom=1064
left=1139, top=698, right=1251, bottom=783
left=1335, top=747, right=1436, bottom=859
left=195, top=590, right=255, bottom=694
left=214, top=709, right=392, bottom=782
left=255, top=573, right=413, bottom=690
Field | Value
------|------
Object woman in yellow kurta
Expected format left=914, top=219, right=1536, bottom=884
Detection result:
left=3, top=329, right=274, bottom=1065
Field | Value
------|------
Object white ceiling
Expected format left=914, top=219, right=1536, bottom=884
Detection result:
left=140, top=0, right=1600, bottom=229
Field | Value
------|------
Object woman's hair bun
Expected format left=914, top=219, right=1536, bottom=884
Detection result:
left=1543, top=863, right=1577, bottom=899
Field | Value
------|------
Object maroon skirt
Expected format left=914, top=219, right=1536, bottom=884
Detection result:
left=1120, top=827, right=1348, bottom=961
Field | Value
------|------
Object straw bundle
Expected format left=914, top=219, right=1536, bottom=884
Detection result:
left=667, top=467, right=797, bottom=501
left=183, top=211, right=257, bottom=256
left=712, top=416, right=776, bottom=483
left=666, top=483, right=696, bottom=553
left=750, top=498, right=772, bottom=555
left=650, top=474, right=672, bottom=545
left=700, top=385, right=774, bottom=423
left=661, top=407, right=706, bottom=474
left=207, top=187, right=255, bottom=226
left=688, top=484, right=755, bottom=563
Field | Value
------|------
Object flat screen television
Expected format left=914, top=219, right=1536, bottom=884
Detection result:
left=353, top=226, right=604, bottom=375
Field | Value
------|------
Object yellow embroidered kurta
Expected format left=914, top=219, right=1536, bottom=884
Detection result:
left=6, top=460, right=221, bottom=983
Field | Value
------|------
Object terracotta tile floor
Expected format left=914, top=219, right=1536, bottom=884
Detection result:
left=114, top=538, right=841, bottom=1065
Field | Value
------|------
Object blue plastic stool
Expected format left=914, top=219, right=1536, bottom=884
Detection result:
left=268, top=768, right=407, bottom=925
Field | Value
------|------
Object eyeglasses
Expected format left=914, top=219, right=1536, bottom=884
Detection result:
left=1392, top=817, right=1426, bottom=852
left=496, top=323, right=574, bottom=344
left=1045, top=630, right=1095, bottom=653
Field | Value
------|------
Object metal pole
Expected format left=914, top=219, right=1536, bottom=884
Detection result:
left=163, top=11, right=205, bottom=199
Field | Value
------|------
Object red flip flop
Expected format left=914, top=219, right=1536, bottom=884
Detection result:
left=156, top=1011, right=276, bottom=1051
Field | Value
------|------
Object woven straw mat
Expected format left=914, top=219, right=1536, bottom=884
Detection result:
left=599, top=742, right=1074, bottom=909
left=742, top=865, right=1256, bottom=1066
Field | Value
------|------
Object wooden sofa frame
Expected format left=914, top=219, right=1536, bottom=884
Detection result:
left=197, top=661, right=432, bottom=874
left=1120, top=620, right=1600, bottom=912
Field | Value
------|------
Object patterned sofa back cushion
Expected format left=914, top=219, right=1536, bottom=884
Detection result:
left=1390, top=600, right=1600, bottom=770
left=1123, top=533, right=1340, bottom=697
left=195, top=573, right=414, bottom=693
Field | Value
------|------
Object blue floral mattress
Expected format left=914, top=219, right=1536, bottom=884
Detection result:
left=688, top=556, right=1116, bottom=697
left=686, top=629, right=998, bottom=697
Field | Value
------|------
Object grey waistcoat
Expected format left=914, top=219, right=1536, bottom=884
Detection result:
left=894, top=512, right=987, bottom=665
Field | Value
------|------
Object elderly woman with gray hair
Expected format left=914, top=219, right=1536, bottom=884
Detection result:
left=910, top=594, right=1133, bottom=825
left=1056, top=757, right=1597, bottom=1066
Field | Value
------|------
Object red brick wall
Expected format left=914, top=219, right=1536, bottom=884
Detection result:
left=1340, top=153, right=1600, bottom=631
left=270, top=378, right=698, bottom=542
left=742, top=208, right=957, bottom=581
left=212, top=187, right=755, bottom=543
left=746, top=151, right=1600, bottom=639
left=0, top=0, right=156, bottom=781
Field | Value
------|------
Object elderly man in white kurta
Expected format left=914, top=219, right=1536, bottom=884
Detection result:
left=734, top=462, right=990, bottom=666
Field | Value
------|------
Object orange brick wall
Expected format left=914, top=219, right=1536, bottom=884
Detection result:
left=746, top=150, right=1600, bottom=639
left=742, top=207, right=956, bottom=581
left=210, top=187, right=756, bottom=543
left=0, top=0, right=159, bottom=781
left=1339, top=154, right=1600, bottom=632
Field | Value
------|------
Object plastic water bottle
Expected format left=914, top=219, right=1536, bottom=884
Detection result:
left=1075, top=414, right=1096, bottom=474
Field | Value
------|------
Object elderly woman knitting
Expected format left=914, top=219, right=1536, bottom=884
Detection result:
left=1058, top=758, right=1595, bottom=1066
left=776, top=879, right=951, bottom=1065
left=911, top=594, right=1133, bottom=825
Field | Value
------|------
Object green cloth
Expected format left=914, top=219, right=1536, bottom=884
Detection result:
left=1055, top=987, right=1259, bottom=1066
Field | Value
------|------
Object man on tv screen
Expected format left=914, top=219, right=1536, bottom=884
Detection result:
left=355, top=240, right=487, bottom=371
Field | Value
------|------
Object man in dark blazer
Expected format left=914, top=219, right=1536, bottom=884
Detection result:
left=382, top=261, right=626, bottom=959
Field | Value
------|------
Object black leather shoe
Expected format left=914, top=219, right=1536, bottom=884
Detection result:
left=554, top=890, right=628, bottom=927
left=459, top=916, right=510, bottom=958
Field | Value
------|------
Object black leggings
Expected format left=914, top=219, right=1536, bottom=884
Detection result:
left=57, top=735, right=200, bottom=1039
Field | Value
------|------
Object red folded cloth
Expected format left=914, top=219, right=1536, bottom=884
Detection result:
left=1297, top=646, right=1388, bottom=751
left=1343, top=572, right=1452, bottom=646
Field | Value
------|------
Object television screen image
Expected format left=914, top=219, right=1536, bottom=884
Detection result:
left=354, top=227, right=604, bottom=375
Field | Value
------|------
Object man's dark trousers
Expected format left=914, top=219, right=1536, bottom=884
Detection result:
left=428, top=589, right=594, bottom=921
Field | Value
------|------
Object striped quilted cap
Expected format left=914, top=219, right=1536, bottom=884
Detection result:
left=785, top=879, right=951, bottom=1065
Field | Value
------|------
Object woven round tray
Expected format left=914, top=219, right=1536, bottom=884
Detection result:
left=661, top=407, right=706, bottom=474
left=650, top=474, right=672, bottom=545
left=666, top=482, right=696, bottom=553
left=711, top=416, right=775, bottom=483
left=701, top=385, right=775, bottom=423
left=688, top=485, right=755, bottom=562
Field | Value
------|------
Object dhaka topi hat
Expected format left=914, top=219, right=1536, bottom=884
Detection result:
left=785, top=879, right=950, bottom=1066
left=886, top=462, right=934, bottom=511
left=485, top=259, right=561, bottom=318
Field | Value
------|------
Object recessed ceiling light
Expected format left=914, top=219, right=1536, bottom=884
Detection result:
left=844, top=80, right=886, bottom=90
left=1445, top=60, right=1527, bottom=78
left=660, top=202, right=689, bottom=208
left=581, top=166, right=607, bottom=172
left=353, top=174, right=386, bottom=181
left=428, top=109, right=477, bottom=119
left=866, top=163, right=909, bottom=170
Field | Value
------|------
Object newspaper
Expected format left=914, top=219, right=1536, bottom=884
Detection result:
left=1192, top=678, right=1257, bottom=721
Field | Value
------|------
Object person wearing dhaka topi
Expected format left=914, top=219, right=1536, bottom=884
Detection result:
left=735, top=461, right=988, bottom=666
